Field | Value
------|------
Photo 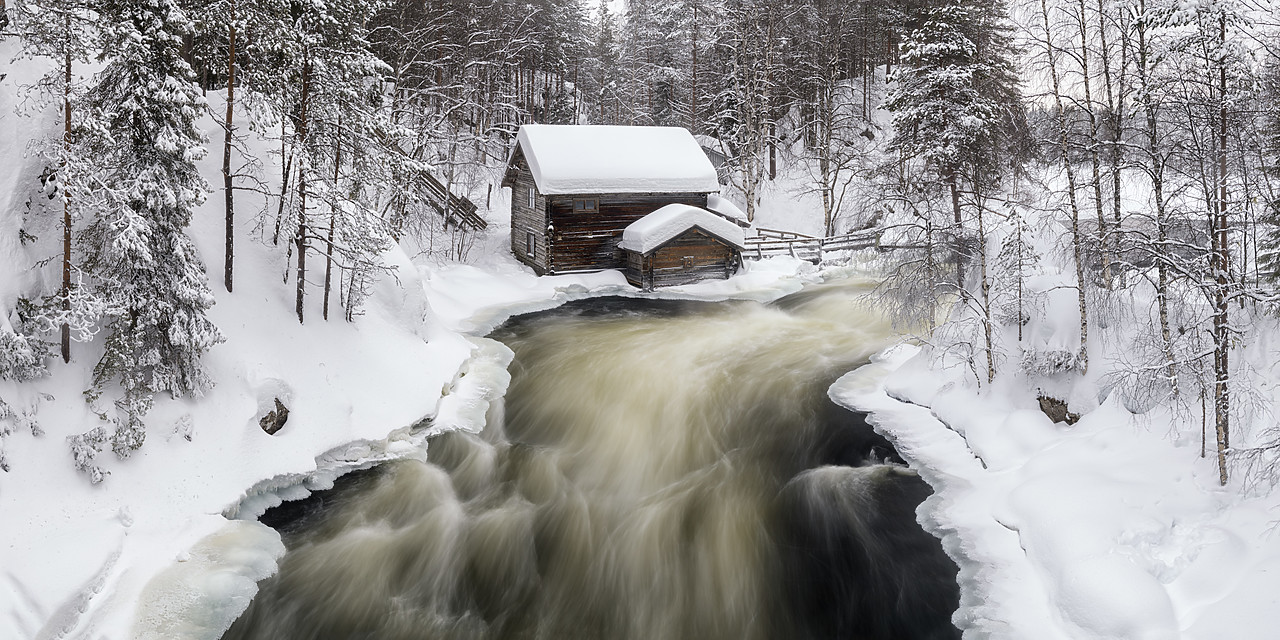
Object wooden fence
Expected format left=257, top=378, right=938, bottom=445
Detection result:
left=743, top=227, right=881, bottom=262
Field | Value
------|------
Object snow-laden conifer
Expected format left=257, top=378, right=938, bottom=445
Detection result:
left=79, top=0, right=223, bottom=456
left=885, top=0, right=1026, bottom=288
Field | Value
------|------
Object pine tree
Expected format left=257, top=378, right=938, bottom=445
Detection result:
left=81, top=0, right=223, bottom=456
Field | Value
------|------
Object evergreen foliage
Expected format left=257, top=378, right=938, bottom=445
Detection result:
left=4, top=0, right=1280, bottom=491
left=79, top=0, right=223, bottom=455
left=885, top=1, right=1026, bottom=185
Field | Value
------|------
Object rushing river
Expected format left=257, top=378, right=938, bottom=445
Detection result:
left=223, top=280, right=960, bottom=640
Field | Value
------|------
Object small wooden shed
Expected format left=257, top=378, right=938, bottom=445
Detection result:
left=502, top=124, right=722, bottom=275
left=618, top=204, right=746, bottom=289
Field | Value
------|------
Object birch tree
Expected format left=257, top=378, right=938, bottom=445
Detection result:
left=1034, top=0, right=1091, bottom=371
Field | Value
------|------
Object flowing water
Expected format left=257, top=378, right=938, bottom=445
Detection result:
left=223, top=280, right=960, bottom=640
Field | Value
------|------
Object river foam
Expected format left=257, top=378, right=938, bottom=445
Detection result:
left=223, top=281, right=959, bottom=640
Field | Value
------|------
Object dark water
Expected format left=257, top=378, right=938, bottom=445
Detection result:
left=224, top=281, right=960, bottom=640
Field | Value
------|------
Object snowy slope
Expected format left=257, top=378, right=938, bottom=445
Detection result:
left=0, top=78, right=480, bottom=636
left=0, top=42, right=58, bottom=336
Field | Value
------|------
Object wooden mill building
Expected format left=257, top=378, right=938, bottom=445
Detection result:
left=619, top=204, right=746, bottom=289
left=503, top=124, right=742, bottom=281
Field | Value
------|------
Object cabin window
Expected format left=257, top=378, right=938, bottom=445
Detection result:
left=528, top=187, right=536, bottom=209
left=526, top=231, right=536, bottom=258
left=572, top=198, right=599, bottom=214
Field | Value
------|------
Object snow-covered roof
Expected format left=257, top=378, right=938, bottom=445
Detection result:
left=693, top=134, right=726, bottom=152
left=618, top=204, right=747, bottom=255
left=706, top=193, right=749, bottom=227
left=513, top=125, right=721, bottom=195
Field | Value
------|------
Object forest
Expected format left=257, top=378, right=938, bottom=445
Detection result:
left=3, top=0, right=1280, bottom=489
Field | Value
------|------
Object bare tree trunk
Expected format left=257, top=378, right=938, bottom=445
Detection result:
left=819, top=81, right=833, bottom=236
left=1200, top=385, right=1207, bottom=458
left=691, top=1, right=699, bottom=134
left=1136, top=0, right=1177, bottom=398
left=766, top=18, right=776, bottom=181
left=60, top=24, right=71, bottom=363
left=1016, top=214, right=1025, bottom=343
left=948, top=170, right=963, bottom=293
left=1212, top=14, right=1230, bottom=485
left=924, top=205, right=937, bottom=335
left=769, top=121, right=776, bottom=180
left=222, top=0, right=237, bottom=293
left=1075, top=0, right=1111, bottom=287
left=323, top=116, right=340, bottom=321
left=295, top=60, right=311, bottom=325
left=976, top=183, right=994, bottom=383
left=1101, top=0, right=1126, bottom=286
left=273, top=136, right=292, bottom=246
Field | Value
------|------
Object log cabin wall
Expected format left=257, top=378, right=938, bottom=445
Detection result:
left=547, top=193, right=708, bottom=272
left=506, top=151, right=550, bottom=273
left=624, top=250, right=650, bottom=289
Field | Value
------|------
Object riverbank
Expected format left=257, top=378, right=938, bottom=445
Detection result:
left=833, top=345, right=1280, bottom=639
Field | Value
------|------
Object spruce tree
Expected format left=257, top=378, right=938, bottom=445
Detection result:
left=584, top=0, right=622, bottom=124
left=81, top=0, right=223, bottom=456
left=885, top=0, right=1026, bottom=292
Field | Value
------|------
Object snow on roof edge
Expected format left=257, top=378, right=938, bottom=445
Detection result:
left=618, top=204, right=747, bottom=255
left=515, top=125, right=721, bottom=195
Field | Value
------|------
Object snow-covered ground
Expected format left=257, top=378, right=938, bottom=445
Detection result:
left=5, top=40, right=1280, bottom=639
left=834, top=343, right=1280, bottom=639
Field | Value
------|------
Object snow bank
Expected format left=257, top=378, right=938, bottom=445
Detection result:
left=130, top=520, right=284, bottom=640
left=515, top=124, right=720, bottom=195
left=833, top=345, right=1280, bottom=639
left=0, top=41, right=58, bottom=335
left=618, top=203, right=746, bottom=255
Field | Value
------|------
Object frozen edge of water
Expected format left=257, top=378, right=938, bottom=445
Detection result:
left=130, top=335, right=514, bottom=640
left=829, top=347, right=1071, bottom=640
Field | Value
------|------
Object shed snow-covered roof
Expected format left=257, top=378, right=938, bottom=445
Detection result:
left=618, top=204, right=747, bottom=255
left=512, top=125, right=721, bottom=195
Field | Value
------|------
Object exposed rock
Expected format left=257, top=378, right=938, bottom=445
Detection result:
left=1038, top=395, right=1080, bottom=425
left=259, top=398, right=290, bottom=435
